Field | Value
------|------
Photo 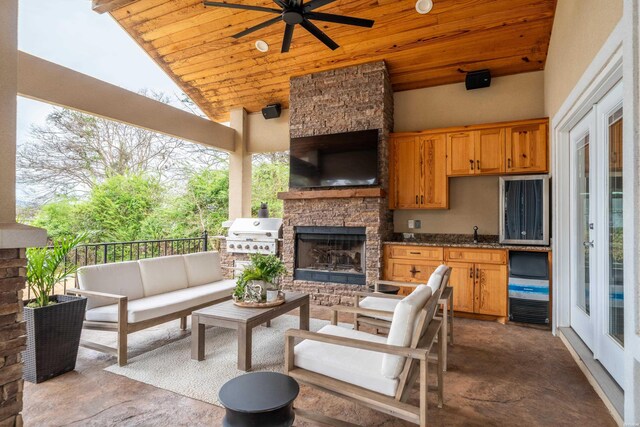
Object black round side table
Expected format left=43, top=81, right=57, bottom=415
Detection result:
left=219, top=372, right=299, bottom=427
left=368, top=283, right=400, bottom=295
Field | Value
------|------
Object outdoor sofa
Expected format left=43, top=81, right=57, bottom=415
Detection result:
left=67, top=251, right=235, bottom=365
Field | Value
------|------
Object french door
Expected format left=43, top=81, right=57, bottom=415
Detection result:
left=569, top=81, right=624, bottom=386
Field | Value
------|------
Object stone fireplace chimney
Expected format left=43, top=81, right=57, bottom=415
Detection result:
left=281, top=61, right=394, bottom=306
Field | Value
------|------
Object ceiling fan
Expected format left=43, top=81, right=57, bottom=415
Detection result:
left=203, top=0, right=375, bottom=53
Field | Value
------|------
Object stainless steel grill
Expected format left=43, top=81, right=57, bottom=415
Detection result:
left=225, top=218, right=283, bottom=255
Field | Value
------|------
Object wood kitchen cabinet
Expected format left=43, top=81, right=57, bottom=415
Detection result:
left=389, top=134, right=447, bottom=210
left=446, top=128, right=505, bottom=176
left=383, top=245, right=508, bottom=317
left=506, top=122, right=548, bottom=173
left=446, top=131, right=476, bottom=176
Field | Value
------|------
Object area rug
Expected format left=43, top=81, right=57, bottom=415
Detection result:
left=105, top=316, right=338, bottom=406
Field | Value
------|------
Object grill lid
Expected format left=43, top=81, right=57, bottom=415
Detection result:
left=227, top=218, right=283, bottom=238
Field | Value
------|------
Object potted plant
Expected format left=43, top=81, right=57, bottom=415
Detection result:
left=24, top=234, right=87, bottom=383
left=234, top=254, right=287, bottom=303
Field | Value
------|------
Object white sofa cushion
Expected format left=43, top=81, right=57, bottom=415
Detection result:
left=358, top=296, right=398, bottom=322
left=428, top=265, right=448, bottom=294
left=381, top=284, right=433, bottom=379
left=77, top=261, right=145, bottom=310
left=138, top=255, right=189, bottom=297
left=85, top=279, right=236, bottom=323
left=294, top=325, right=399, bottom=397
left=183, top=252, right=223, bottom=287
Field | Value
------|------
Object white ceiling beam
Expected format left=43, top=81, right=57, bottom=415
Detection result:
left=92, top=0, right=137, bottom=14
left=17, top=52, right=235, bottom=152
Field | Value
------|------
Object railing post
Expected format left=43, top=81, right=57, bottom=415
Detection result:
left=203, top=230, right=209, bottom=252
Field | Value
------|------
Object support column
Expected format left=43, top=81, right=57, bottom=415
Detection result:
left=0, top=0, right=18, bottom=225
left=229, top=108, right=252, bottom=219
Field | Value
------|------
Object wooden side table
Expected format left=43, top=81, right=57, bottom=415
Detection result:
left=191, top=292, right=310, bottom=371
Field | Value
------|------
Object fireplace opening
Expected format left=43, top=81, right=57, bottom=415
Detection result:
left=294, top=226, right=366, bottom=285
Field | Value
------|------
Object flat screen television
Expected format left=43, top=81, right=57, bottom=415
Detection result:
left=289, top=129, right=379, bottom=189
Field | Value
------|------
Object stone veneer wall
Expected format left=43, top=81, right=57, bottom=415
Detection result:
left=282, top=61, right=394, bottom=305
left=0, top=249, right=26, bottom=426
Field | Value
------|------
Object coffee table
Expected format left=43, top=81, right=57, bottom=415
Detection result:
left=191, top=292, right=309, bottom=371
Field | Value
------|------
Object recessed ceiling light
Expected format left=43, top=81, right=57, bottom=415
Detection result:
left=255, top=40, right=269, bottom=53
left=415, top=0, right=433, bottom=14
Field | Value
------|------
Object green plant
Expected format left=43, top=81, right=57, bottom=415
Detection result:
left=235, top=254, right=287, bottom=297
left=26, top=234, right=86, bottom=308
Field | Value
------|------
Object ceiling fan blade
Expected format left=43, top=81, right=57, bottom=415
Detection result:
left=233, top=16, right=282, bottom=38
left=273, top=0, right=288, bottom=8
left=300, top=18, right=339, bottom=50
left=204, top=1, right=282, bottom=14
left=282, top=24, right=295, bottom=53
left=306, top=12, right=374, bottom=28
left=303, top=0, right=338, bottom=12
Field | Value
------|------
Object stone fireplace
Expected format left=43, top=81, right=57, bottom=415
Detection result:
left=280, top=61, right=394, bottom=305
left=294, top=226, right=366, bottom=285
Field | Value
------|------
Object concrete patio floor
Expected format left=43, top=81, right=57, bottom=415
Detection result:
left=23, top=306, right=615, bottom=426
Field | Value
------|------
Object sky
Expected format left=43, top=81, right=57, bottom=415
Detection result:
left=16, top=0, right=201, bottom=200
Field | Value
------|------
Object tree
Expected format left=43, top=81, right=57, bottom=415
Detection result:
left=30, top=197, right=85, bottom=241
left=251, top=152, right=289, bottom=218
left=83, top=175, right=163, bottom=242
left=161, top=169, right=230, bottom=238
left=17, top=92, right=228, bottom=202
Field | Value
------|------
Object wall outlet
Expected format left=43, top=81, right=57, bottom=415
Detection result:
left=408, top=220, right=415, bottom=229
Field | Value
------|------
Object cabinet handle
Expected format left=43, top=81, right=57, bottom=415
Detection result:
left=415, top=195, right=418, bottom=204
left=409, top=252, right=421, bottom=255
left=469, top=267, right=473, bottom=278
left=420, top=195, right=424, bottom=204
left=507, top=158, right=511, bottom=168
left=476, top=160, right=480, bottom=170
left=469, top=159, right=474, bottom=170
left=476, top=268, right=479, bottom=279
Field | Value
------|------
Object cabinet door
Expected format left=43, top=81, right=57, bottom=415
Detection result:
left=419, top=134, right=448, bottom=208
left=474, top=263, right=507, bottom=316
left=390, top=136, right=420, bottom=208
left=446, top=262, right=475, bottom=313
left=505, top=123, right=548, bottom=173
left=475, top=128, right=505, bottom=175
left=385, top=259, right=440, bottom=284
left=446, top=132, right=476, bottom=176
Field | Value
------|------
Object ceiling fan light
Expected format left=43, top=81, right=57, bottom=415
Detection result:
left=255, top=40, right=269, bottom=52
left=415, top=0, right=433, bottom=14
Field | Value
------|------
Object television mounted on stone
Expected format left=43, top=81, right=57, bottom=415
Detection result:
left=289, top=129, right=379, bottom=189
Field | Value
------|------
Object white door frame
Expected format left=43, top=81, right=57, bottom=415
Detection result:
left=552, top=12, right=640, bottom=422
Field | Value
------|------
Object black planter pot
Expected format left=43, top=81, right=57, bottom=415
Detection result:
left=23, top=295, right=87, bottom=383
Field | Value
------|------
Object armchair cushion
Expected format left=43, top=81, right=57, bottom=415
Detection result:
left=428, top=264, right=448, bottom=294
left=138, top=255, right=189, bottom=297
left=358, top=297, right=398, bottom=322
left=382, top=284, right=433, bottom=379
left=85, top=279, right=235, bottom=323
left=294, top=325, right=399, bottom=397
left=77, top=261, right=145, bottom=310
left=183, top=251, right=223, bottom=287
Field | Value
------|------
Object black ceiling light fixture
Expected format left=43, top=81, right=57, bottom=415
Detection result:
left=203, top=0, right=375, bottom=53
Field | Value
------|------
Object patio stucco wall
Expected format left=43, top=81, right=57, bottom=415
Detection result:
left=544, top=0, right=623, bottom=119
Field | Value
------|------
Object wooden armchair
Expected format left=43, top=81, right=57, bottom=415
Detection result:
left=285, top=280, right=445, bottom=427
left=331, top=267, right=453, bottom=370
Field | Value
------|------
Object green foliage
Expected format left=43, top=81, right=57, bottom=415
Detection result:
left=30, top=198, right=84, bottom=241
left=26, top=234, right=86, bottom=308
left=157, top=169, right=230, bottom=239
left=251, top=157, right=289, bottom=218
left=84, top=174, right=163, bottom=242
left=236, top=254, right=287, bottom=291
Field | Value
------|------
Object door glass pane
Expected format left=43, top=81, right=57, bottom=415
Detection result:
left=608, top=108, right=624, bottom=345
left=576, top=135, right=590, bottom=314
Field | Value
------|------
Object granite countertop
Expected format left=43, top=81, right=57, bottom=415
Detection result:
left=384, top=233, right=552, bottom=252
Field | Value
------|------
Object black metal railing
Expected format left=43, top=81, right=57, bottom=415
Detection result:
left=27, top=231, right=222, bottom=299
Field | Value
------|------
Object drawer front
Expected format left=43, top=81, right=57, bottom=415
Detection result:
left=445, top=248, right=506, bottom=264
left=389, top=246, right=443, bottom=261
left=384, top=259, right=441, bottom=283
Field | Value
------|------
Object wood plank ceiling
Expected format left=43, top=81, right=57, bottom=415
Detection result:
left=108, top=0, right=557, bottom=122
